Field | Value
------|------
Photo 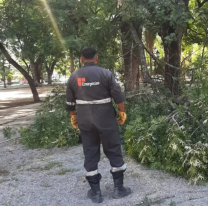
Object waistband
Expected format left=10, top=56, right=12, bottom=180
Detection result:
left=76, top=98, right=112, bottom=105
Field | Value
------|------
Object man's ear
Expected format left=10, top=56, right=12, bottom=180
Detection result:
left=95, top=56, right=98, bottom=63
left=80, top=57, right=84, bottom=63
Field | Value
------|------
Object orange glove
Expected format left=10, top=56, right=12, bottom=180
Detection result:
left=70, top=114, right=78, bottom=129
left=117, top=111, right=127, bottom=125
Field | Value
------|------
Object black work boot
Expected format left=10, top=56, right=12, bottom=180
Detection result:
left=86, top=173, right=103, bottom=203
left=111, top=170, right=131, bottom=199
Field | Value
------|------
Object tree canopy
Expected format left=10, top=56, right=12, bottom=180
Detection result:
left=0, top=0, right=208, bottom=96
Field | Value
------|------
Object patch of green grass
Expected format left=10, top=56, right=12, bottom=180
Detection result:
left=3, top=127, right=13, bottom=139
left=0, top=179, right=10, bottom=184
left=131, top=172, right=140, bottom=178
left=169, top=200, right=177, bottom=206
left=40, top=183, right=52, bottom=188
left=0, top=170, right=9, bottom=176
left=11, top=178, right=18, bottom=181
left=27, top=161, right=63, bottom=171
left=56, top=168, right=78, bottom=175
left=136, top=196, right=151, bottom=206
left=16, top=164, right=24, bottom=169
left=136, top=196, right=165, bottom=206
left=44, top=161, right=62, bottom=170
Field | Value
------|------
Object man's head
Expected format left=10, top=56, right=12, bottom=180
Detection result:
left=81, top=47, right=98, bottom=64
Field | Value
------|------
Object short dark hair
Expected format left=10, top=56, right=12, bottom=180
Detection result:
left=81, top=47, right=97, bottom=59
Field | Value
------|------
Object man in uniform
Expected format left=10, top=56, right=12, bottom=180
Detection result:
left=65, top=47, right=131, bottom=203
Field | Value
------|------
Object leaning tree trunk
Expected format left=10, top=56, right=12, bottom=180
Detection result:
left=0, top=43, right=40, bottom=102
left=30, top=61, right=39, bottom=87
left=27, top=77, right=40, bottom=102
left=2, top=57, right=6, bottom=88
left=30, top=59, right=43, bottom=87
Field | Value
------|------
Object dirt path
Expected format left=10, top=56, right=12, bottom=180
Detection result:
left=0, top=104, right=208, bottom=206
left=0, top=86, right=54, bottom=109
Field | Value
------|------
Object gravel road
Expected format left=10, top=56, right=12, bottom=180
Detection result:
left=0, top=104, right=208, bottom=206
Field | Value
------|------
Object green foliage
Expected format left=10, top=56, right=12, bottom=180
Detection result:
left=3, top=127, right=14, bottom=139
left=20, top=86, right=80, bottom=148
left=125, top=84, right=208, bottom=184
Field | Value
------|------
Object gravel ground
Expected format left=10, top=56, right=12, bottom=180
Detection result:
left=1, top=105, right=208, bottom=206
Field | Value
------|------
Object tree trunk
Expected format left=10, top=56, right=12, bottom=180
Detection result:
left=46, top=60, right=56, bottom=85
left=130, top=45, right=140, bottom=91
left=30, top=59, right=42, bottom=87
left=7, top=64, right=12, bottom=85
left=158, top=0, right=189, bottom=95
left=38, top=61, right=44, bottom=83
left=163, top=39, right=181, bottom=95
left=7, top=77, right=12, bottom=85
left=120, top=21, right=140, bottom=92
left=30, top=61, right=38, bottom=87
left=159, top=24, right=182, bottom=95
left=47, top=72, right=52, bottom=85
left=70, top=50, right=75, bottom=73
left=2, top=57, right=6, bottom=88
left=0, top=43, right=40, bottom=102
left=27, top=77, right=40, bottom=102
left=130, top=23, right=157, bottom=90
left=117, top=0, right=140, bottom=92
left=3, top=76, right=6, bottom=88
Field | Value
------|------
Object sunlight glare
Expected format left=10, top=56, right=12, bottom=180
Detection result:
left=41, top=0, right=66, bottom=51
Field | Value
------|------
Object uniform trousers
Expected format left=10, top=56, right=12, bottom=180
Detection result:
left=77, top=103, right=124, bottom=172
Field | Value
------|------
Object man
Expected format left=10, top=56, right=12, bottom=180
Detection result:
left=65, top=47, right=131, bottom=203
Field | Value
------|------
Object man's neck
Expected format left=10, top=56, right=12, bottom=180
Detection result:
left=83, top=62, right=97, bottom=66
left=83, top=61, right=97, bottom=64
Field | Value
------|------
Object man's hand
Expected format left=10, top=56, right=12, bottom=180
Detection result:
left=117, top=102, right=126, bottom=125
left=70, top=114, right=78, bottom=129
left=117, top=111, right=127, bottom=125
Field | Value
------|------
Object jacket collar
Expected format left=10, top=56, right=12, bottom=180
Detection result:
left=83, top=62, right=96, bottom=66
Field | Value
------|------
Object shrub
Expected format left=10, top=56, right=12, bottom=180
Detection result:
left=125, top=85, right=208, bottom=184
left=20, top=86, right=80, bottom=148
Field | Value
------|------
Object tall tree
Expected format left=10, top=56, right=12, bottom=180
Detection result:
left=0, top=0, right=63, bottom=101
left=0, top=43, right=40, bottom=101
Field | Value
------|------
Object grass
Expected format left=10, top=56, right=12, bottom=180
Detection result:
left=27, top=161, right=63, bottom=171
left=0, top=170, right=9, bottom=176
left=136, top=196, right=165, bottom=206
left=136, top=196, right=151, bottom=206
left=0, top=179, right=10, bottom=184
left=3, top=127, right=13, bottom=139
left=131, top=172, right=140, bottom=178
left=40, top=183, right=52, bottom=188
left=169, top=200, right=177, bottom=206
left=44, top=161, right=63, bottom=170
left=56, top=168, right=79, bottom=175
